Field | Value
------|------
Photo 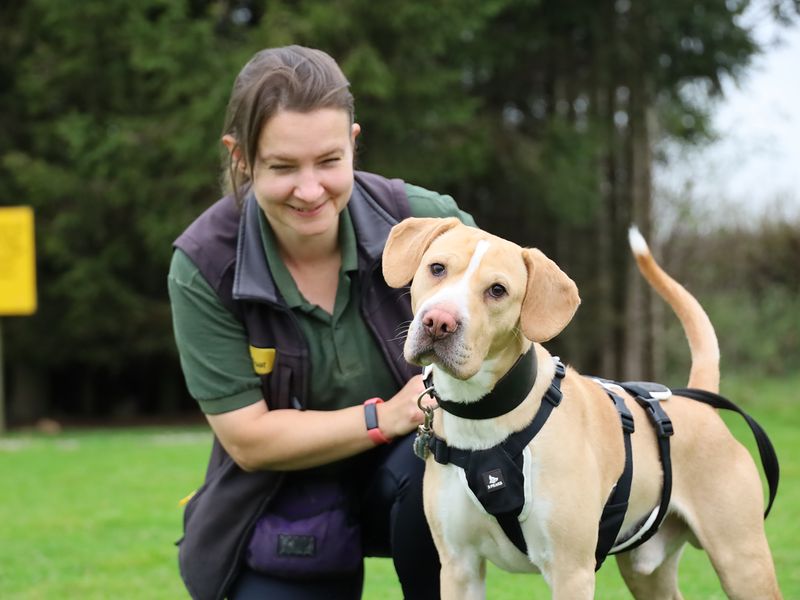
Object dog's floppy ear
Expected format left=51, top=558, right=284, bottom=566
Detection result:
left=383, top=217, right=462, bottom=287
left=520, top=248, right=581, bottom=342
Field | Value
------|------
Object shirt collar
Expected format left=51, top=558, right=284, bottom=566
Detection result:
left=258, top=208, right=358, bottom=309
left=233, top=178, right=395, bottom=304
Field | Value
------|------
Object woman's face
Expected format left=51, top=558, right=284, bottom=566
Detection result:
left=247, top=108, right=360, bottom=247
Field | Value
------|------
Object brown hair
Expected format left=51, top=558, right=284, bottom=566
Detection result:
left=220, top=45, right=355, bottom=204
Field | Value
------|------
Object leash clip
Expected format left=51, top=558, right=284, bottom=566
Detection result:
left=414, top=387, right=438, bottom=460
left=417, top=386, right=438, bottom=410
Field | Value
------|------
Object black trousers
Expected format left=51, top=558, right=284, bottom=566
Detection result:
left=228, top=434, right=441, bottom=599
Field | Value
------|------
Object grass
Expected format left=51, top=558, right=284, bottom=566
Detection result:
left=0, top=372, right=797, bottom=599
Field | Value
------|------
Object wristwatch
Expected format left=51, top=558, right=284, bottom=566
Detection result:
left=363, top=398, right=393, bottom=445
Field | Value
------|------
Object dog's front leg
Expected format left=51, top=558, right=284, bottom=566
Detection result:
left=542, top=554, right=597, bottom=600
left=439, top=550, right=486, bottom=600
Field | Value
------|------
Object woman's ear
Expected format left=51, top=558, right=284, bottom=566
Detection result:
left=222, top=134, right=247, bottom=172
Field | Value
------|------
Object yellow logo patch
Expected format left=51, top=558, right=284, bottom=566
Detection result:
left=249, top=346, right=276, bottom=375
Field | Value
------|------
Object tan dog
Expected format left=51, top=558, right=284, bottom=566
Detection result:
left=382, top=217, right=781, bottom=600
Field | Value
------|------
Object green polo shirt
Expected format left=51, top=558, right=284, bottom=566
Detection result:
left=168, top=183, right=475, bottom=414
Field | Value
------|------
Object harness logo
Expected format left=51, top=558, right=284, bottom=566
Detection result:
left=483, top=468, right=506, bottom=492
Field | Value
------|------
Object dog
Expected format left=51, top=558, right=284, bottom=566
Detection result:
left=382, top=217, right=781, bottom=599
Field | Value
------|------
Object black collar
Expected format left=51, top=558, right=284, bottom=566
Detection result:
left=424, top=349, right=540, bottom=420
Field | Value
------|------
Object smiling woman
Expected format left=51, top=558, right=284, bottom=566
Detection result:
left=167, top=45, right=475, bottom=600
left=229, top=108, right=361, bottom=313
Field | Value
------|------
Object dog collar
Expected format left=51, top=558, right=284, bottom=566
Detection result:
left=424, top=349, right=543, bottom=420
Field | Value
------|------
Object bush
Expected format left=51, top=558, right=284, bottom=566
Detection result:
left=659, top=215, right=800, bottom=380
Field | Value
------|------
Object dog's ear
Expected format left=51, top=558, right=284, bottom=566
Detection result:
left=383, top=217, right=463, bottom=287
left=520, top=248, right=581, bottom=342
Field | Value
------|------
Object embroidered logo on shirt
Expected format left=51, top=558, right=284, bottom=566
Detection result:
left=249, top=346, right=276, bottom=375
left=483, top=468, right=506, bottom=492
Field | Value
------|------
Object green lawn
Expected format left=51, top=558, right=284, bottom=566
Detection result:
left=1, top=373, right=797, bottom=598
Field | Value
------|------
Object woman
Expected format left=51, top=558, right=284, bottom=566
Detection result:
left=168, top=46, right=475, bottom=599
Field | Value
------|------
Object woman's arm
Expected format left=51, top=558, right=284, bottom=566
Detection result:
left=207, top=374, right=428, bottom=471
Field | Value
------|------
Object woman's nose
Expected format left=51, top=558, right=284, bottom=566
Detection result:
left=293, top=171, right=324, bottom=202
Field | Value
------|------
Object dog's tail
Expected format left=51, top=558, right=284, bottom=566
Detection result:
left=628, top=226, right=720, bottom=392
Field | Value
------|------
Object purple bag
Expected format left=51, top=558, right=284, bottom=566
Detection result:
left=245, top=478, right=362, bottom=578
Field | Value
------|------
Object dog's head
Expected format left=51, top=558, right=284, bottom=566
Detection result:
left=383, top=218, right=580, bottom=381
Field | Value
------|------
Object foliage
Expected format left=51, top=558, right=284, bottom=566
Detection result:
left=1, top=1, right=245, bottom=369
left=0, top=0, right=794, bottom=417
left=659, top=215, right=800, bottom=379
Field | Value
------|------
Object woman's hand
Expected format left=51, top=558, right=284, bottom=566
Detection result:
left=378, top=374, right=435, bottom=440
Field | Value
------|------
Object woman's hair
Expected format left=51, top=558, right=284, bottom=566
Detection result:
left=221, top=45, right=355, bottom=203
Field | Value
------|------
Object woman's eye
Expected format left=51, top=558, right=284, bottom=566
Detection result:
left=487, top=284, right=507, bottom=298
left=429, top=263, right=446, bottom=277
left=269, top=164, right=293, bottom=171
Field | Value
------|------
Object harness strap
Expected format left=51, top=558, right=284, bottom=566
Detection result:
left=594, top=390, right=635, bottom=570
left=610, top=382, right=674, bottom=554
left=672, top=387, right=780, bottom=517
left=427, top=361, right=566, bottom=556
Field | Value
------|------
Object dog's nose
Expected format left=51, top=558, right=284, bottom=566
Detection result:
left=422, top=308, right=458, bottom=340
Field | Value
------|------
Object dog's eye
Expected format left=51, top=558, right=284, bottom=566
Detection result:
left=487, top=284, right=507, bottom=299
left=429, top=263, right=446, bottom=277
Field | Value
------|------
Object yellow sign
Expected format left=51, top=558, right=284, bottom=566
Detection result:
left=0, top=206, right=37, bottom=315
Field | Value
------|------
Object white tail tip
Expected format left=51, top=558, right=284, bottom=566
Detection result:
left=628, top=226, right=650, bottom=256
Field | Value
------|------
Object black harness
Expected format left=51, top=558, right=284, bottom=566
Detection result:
left=420, top=356, right=781, bottom=570
left=425, top=355, right=564, bottom=555
left=596, top=381, right=674, bottom=564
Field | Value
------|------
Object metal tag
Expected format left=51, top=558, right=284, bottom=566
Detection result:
left=413, top=425, right=431, bottom=460
left=413, top=389, right=437, bottom=461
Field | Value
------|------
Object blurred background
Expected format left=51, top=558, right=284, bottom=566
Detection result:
left=1, top=0, right=798, bottom=428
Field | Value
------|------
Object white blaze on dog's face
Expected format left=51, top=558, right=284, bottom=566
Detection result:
left=404, top=229, right=530, bottom=380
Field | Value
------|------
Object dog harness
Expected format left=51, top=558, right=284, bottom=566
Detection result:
left=421, top=353, right=562, bottom=556
left=418, top=358, right=781, bottom=570
left=421, top=360, right=645, bottom=570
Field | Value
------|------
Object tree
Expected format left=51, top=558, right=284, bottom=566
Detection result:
left=0, top=0, right=793, bottom=421
left=434, top=0, right=767, bottom=379
left=1, top=0, right=246, bottom=417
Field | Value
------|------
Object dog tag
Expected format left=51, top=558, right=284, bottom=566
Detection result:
left=413, top=424, right=432, bottom=460
left=413, top=397, right=436, bottom=461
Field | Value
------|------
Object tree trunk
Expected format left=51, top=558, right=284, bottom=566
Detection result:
left=622, top=5, right=655, bottom=380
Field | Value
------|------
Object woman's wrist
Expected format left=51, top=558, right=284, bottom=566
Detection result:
left=363, top=398, right=393, bottom=444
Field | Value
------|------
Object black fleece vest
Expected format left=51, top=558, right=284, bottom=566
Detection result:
left=173, top=172, right=416, bottom=600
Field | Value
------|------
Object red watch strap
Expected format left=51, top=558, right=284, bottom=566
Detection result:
left=364, top=398, right=392, bottom=445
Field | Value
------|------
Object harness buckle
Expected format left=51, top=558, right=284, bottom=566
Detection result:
left=640, top=399, right=674, bottom=438
left=619, top=410, right=635, bottom=434
left=655, top=417, right=674, bottom=437
left=606, top=390, right=635, bottom=433
left=544, top=383, right=562, bottom=407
